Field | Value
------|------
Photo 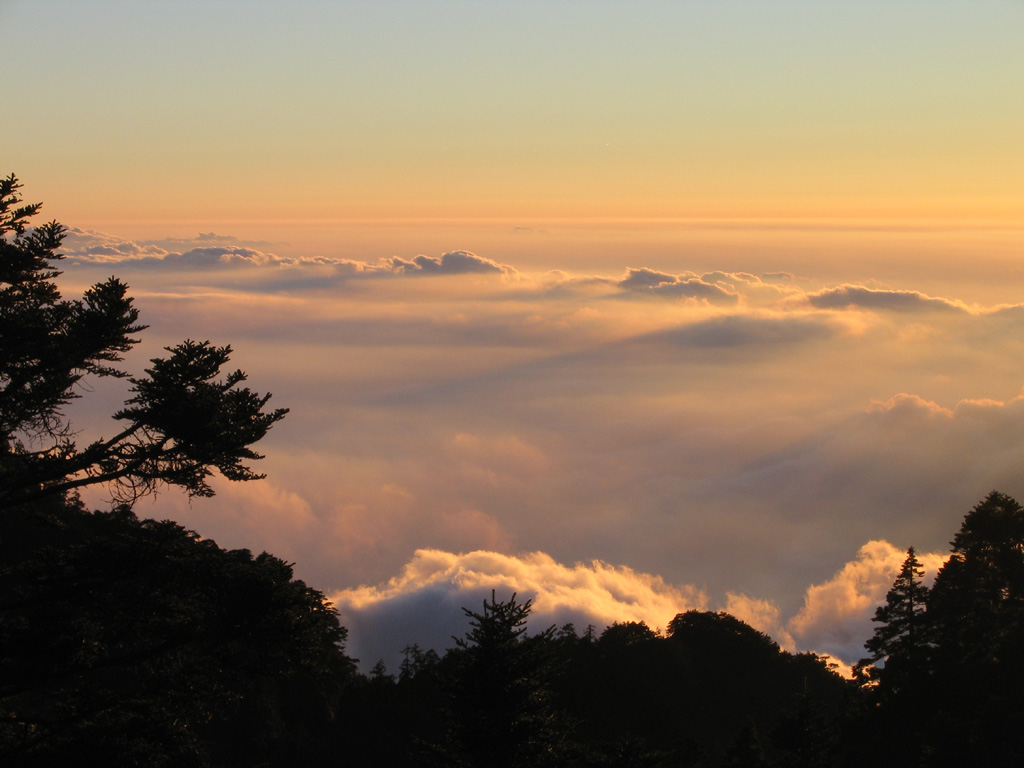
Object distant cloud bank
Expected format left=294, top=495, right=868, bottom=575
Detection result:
left=62, top=229, right=1016, bottom=321
left=61, top=229, right=517, bottom=279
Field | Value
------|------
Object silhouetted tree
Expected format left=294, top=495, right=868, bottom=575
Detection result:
left=590, top=737, right=668, bottom=768
left=922, top=491, right=1024, bottom=766
left=666, top=610, right=783, bottom=669
left=431, top=591, right=566, bottom=768
left=598, top=620, right=658, bottom=648
left=855, top=546, right=930, bottom=697
left=551, top=610, right=847, bottom=763
left=0, top=503, right=355, bottom=766
left=370, top=659, right=395, bottom=685
left=0, top=174, right=287, bottom=510
left=556, top=622, right=579, bottom=642
left=0, top=176, right=353, bottom=767
left=399, top=643, right=441, bottom=682
left=843, top=493, right=1024, bottom=766
left=929, top=491, right=1024, bottom=657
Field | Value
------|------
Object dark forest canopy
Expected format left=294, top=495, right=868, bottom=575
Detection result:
left=3, top=177, right=1023, bottom=766
left=0, top=502, right=356, bottom=766
left=7, top=490, right=1021, bottom=767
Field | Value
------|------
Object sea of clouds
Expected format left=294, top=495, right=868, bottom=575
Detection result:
left=62, top=227, right=1024, bottom=671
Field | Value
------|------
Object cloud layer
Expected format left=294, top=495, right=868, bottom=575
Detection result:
left=66, top=228, right=1024, bottom=671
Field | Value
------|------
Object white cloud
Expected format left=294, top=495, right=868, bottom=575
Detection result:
left=142, top=232, right=279, bottom=251
left=787, top=540, right=946, bottom=666
left=165, top=246, right=291, bottom=267
left=618, top=267, right=681, bottom=290
left=60, top=227, right=168, bottom=261
left=61, top=229, right=291, bottom=268
left=331, top=549, right=708, bottom=669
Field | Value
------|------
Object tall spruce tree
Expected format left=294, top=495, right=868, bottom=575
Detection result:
left=855, top=546, right=931, bottom=697
left=430, top=592, right=565, bottom=768
left=923, top=491, right=1024, bottom=765
left=929, top=491, right=1024, bottom=669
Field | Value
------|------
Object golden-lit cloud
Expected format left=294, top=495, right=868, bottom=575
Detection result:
left=331, top=549, right=709, bottom=667
left=724, top=593, right=794, bottom=650
left=329, top=541, right=948, bottom=672
left=787, top=540, right=947, bottom=664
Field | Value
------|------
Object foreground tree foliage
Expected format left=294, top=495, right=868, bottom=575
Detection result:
left=0, top=174, right=287, bottom=509
left=921, top=491, right=1024, bottom=766
left=852, top=491, right=1024, bottom=767
left=0, top=500, right=357, bottom=767
left=1, top=176, right=339, bottom=766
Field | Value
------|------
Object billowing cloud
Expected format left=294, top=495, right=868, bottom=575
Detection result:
left=787, top=540, right=946, bottom=665
left=807, top=285, right=967, bottom=313
left=332, top=549, right=709, bottom=668
left=759, top=271, right=796, bottom=283
left=618, top=267, right=679, bottom=290
left=166, top=246, right=293, bottom=267
left=329, top=541, right=949, bottom=673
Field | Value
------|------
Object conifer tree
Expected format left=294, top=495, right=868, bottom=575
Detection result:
left=855, top=546, right=930, bottom=696
left=0, top=174, right=287, bottom=510
left=433, top=591, right=564, bottom=768
left=923, top=491, right=1024, bottom=765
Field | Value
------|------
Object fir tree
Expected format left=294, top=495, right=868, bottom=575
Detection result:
left=432, top=591, right=565, bottom=768
left=855, top=546, right=930, bottom=697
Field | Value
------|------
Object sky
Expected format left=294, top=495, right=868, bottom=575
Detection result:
left=3, top=0, right=1024, bottom=671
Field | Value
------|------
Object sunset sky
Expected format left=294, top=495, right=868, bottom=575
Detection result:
left=4, top=0, right=1024, bottom=670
